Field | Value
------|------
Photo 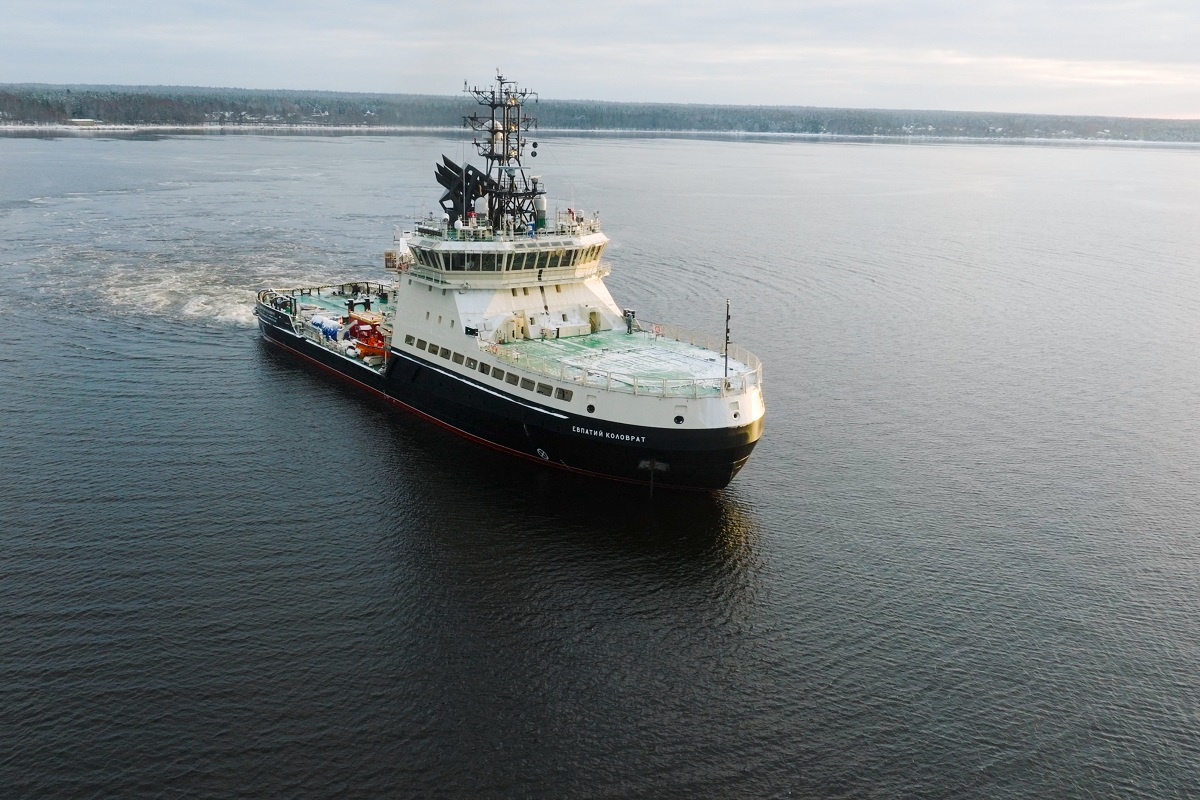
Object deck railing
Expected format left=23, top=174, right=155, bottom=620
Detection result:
left=481, top=321, right=762, bottom=398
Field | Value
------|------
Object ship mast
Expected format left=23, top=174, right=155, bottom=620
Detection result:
left=464, top=74, right=541, bottom=232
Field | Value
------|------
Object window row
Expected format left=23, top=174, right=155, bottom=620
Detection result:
left=410, top=245, right=604, bottom=272
left=403, top=335, right=573, bottom=402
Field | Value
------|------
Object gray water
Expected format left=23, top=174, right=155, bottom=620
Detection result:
left=1, top=132, right=1198, bottom=798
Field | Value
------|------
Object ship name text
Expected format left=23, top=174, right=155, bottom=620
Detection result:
left=572, top=425, right=646, bottom=443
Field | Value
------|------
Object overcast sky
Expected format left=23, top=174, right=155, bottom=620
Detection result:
left=4, top=0, right=1199, bottom=118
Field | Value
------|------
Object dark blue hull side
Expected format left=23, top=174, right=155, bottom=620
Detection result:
left=257, top=315, right=760, bottom=490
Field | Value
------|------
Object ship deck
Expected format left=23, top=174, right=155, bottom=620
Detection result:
left=270, top=283, right=757, bottom=391
left=290, top=285, right=395, bottom=318
left=496, top=329, right=749, bottom=380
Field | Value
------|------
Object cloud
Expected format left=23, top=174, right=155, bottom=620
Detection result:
left=2, top=0, right=1199, bottom=117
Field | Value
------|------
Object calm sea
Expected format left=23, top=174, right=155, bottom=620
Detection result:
left=1, top=132, right=1198, bottom=798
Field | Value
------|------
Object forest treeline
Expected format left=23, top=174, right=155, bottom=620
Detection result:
left=3, top=84, right=1199, bottom=142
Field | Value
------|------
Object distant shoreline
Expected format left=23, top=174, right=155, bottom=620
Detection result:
left=4, top=122, right=1200, bottom=149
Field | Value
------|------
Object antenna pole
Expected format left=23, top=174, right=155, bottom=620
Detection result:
left=724, top=299, right=730, bottom=378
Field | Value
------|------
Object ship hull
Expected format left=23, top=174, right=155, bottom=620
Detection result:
left=257, top=315, right=760, bottom=490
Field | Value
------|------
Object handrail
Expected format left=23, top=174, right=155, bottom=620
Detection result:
left=405, top=260, right=611, bottom=287
left=479, top=320, right=762, bottom=398
left=258, top=282, right=391, bottom=302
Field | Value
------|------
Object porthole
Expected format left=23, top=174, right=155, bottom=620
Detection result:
left=586, top=404, right=595, bottom=414
left=733, top=412, right=740, bottom=420
left=674, top=415, right=685, bottom=425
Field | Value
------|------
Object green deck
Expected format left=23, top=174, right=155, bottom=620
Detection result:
left=496, top=328, right=744, bottom=381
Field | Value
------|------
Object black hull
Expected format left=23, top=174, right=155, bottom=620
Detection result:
left=257, top=316, right=761, bottom=490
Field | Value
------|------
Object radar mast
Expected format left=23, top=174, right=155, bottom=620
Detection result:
left=436, top=73, right=543, bottom=231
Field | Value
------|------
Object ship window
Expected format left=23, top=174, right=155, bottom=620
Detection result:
left=465, top=358, right=477, bottom=369
left=535, top=382, right=552, bottom=396
left=452, top=352, right=464, bottom=364
left=439, top=347, right=451, bottom=359
left=511, top=288, right=518, bottom=297
left=428, top=285, right=432, bottom=292
left=427, top=341, right=439, bottom=353
left=416, top=339, right=427, bottom=349
left=509, top=252, right=524, bottom=271
left=480, top=253, right=495, bottom=271
left=404, top=335, right=415, bottom=345
left=450, top=320, right=455, bottom=329
left=506, top=373, right=520, bottom=386
left=478, top=363, right=491, bottom=376
left=425, top=311, right=430, bottom=320
left=520, top=378, right=535, bottom=391
left=561, top=314, right=568, bottom=321
left=437, top=315, right=442, bottom=325
left=492, top=369, right=505, bottom=381
left=554, top=388, right=573, bottom=402
left=555, top=285, right=562, bottom=293
left=522, top=287, right=529, bottom=296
